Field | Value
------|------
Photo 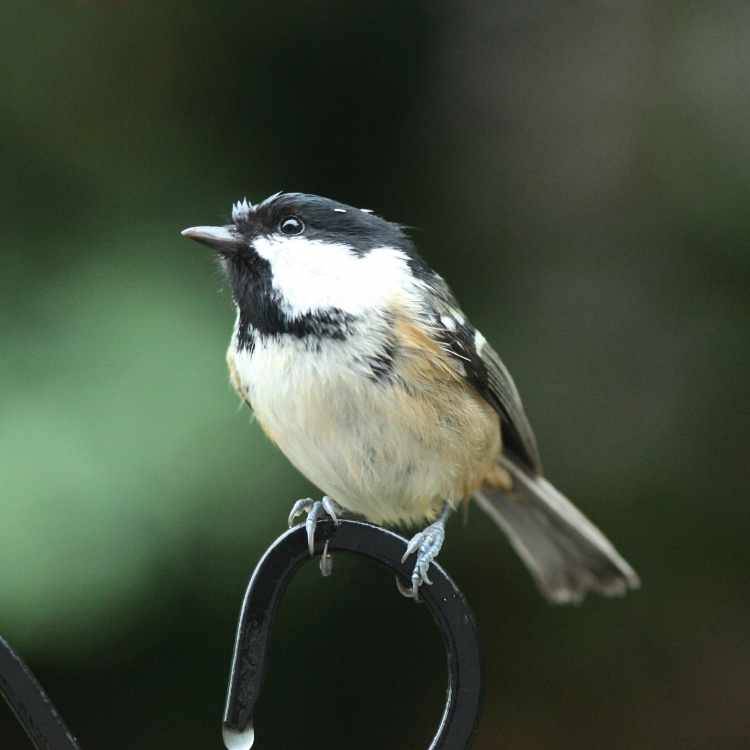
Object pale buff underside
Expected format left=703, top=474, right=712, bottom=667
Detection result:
left=228, top=310, right=511, bottom=526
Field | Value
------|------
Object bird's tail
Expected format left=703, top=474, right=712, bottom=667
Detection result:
left=474, top=457, right=640, bottom=604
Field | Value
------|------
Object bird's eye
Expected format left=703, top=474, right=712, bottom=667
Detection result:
left=279, top=216, right=305, bottom=236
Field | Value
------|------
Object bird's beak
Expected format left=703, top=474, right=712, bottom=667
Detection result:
left=181, top=225, right=243, bottom=253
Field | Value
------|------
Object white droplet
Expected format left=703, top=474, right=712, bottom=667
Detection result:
left=223, top=723, right=255, bottom=750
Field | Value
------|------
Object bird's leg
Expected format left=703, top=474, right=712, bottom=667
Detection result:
left=398, top=502, right=453, bottom=600
left=288, top=496, right=344, bottom=576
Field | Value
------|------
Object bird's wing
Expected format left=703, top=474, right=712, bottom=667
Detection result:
left=424, top=276, right=542, bottom=474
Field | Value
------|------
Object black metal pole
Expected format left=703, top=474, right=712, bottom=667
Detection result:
left=0, top=636, right=81, bottom=750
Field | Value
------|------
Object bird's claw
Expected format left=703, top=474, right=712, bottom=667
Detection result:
left=399, top=519, right=446, bottom=600
left=287, top=496, right=342, bottom=573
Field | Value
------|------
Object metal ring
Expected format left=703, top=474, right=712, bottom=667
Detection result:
left=223, top=519, right=482, bottom=749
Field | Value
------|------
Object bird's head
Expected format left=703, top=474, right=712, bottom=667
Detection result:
left=182, top=192, right=425, bottom=338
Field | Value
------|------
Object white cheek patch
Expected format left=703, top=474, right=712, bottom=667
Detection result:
left=252, top=235, right=416, bottom=317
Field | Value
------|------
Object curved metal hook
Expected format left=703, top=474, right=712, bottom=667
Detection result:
left=223, top=519, right=482, bottom=750
left=0, top=636, right=81, bottom=750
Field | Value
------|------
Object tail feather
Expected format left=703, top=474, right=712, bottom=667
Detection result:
left=474, top=458, right=640, bottom=604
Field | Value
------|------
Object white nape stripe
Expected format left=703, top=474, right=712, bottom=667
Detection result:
left=252, top=236, right=418, bottom=317
left=333, top=208, right=347, bottom=213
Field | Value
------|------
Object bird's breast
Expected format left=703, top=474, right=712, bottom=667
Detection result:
left=227, top=327, right=501, bottom=525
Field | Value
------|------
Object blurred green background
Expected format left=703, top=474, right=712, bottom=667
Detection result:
left=2, top=2, right=749, bottom=748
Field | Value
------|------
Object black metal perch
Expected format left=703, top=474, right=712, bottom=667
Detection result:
left=1, top=520, right=482, bottom=749
left=223, top=519, right=482, bottom=750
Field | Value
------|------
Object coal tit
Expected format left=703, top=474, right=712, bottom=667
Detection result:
left=182, top=192, right=639, bottom=602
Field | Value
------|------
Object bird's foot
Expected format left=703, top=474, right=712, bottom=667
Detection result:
left=288, top=496, right=343, bottom=576
left=398, top=507, right=451, bottom=601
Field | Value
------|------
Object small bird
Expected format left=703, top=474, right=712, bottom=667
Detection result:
left=182, top=192, right=640, bottom=602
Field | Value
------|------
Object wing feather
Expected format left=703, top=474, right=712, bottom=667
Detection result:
left=422, top=274, right=542, bottom=473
